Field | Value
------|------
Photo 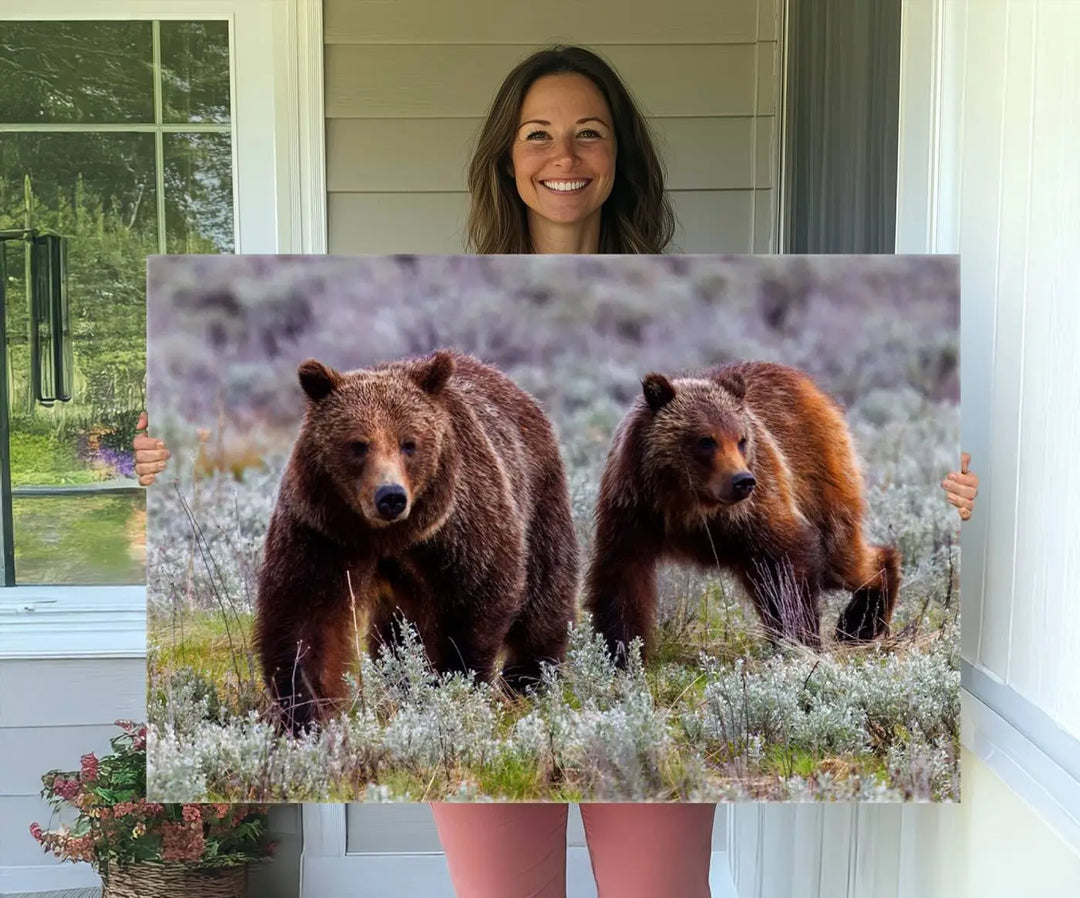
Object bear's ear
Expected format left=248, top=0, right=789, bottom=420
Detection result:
left=717, top=370, right=747, bottom=403
left=642, top=373, right=676, bottom=413
left=414, top=350, right=455, bottom=395
left=298, top=359, right=342, bottom=402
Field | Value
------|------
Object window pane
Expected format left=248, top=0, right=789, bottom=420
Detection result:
left=164, top=133, right=234, bottom=253
left=0, top=132, right=159, bottom=235
left=2, top=132, right=156, bottom=585
left=12, top=493, right=146, bottom=585
left=160, top=21, right=232, bottom=124
left=0, top=22, right=154, bottom=124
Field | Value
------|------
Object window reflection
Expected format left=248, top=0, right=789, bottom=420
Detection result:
left=160, top=21, right=232, bottom=124
left=0, top=22, right=154, bottom=124
left=0, top=20, right=233, bottom=585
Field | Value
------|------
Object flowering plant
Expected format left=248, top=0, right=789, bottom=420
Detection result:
left=30, top=720, right=273, bottom=872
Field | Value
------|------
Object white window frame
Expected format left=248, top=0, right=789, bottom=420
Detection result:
left=0, top=0, right=325, bottom=661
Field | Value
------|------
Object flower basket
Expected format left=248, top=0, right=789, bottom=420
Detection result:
left=102, top=862, right=247, bottom=898
left=30, top=721, right=274, bottom=889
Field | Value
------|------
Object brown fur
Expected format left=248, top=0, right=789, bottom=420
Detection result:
left=255, top=350, right=579, bottom=732
left=583, top=361, right=900, bottom=662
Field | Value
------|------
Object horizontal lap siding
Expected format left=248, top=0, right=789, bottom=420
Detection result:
left=324, top=0, right=781, bottom=256
left=327, top=117, right=771, bottom=192
left=327, top=189, right=763, bottom=255
left=325, top=45, right=762, bottom=118
left=324, top=0, right=764, bottom=45
left=0, top=658, right=145, bottom=869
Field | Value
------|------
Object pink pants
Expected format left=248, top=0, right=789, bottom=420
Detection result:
left=430, top=803, right=716, bottom=898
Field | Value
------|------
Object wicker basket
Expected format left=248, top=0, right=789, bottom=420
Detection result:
left=101, top=862, right=247, bottom=898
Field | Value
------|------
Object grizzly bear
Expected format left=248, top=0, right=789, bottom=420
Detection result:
left=583, top=361, right=900, bottom=662
left=255, top=350, right=579, bottom=733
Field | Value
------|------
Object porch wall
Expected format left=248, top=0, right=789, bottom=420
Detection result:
left=322, top=0, right=782, bottom=255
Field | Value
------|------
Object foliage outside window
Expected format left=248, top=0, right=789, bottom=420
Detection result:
left=0, top=20, right=234, bottom=584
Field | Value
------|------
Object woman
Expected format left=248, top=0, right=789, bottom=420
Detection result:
left=134, top=45, right=978, bottom=897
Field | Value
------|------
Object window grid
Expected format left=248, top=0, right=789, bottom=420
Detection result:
left=0, top=19, right=234, bottom=255
left=0, top=18, right=234, bottom=585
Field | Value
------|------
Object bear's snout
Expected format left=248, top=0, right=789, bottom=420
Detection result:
left=374, top=484, right=409, bottom=520
left=730, top=472, right=756, bottom=501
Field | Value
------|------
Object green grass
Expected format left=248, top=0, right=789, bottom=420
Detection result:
left=13, top=493, right=144, bottom=584
left=9, top=429, right=97, bottom=486
left=149, top=608, right=263, bottom=717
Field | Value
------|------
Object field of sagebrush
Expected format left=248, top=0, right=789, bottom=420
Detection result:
left=145, top=254, right=961, bottom=803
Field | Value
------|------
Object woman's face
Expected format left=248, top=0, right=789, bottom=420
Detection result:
left=509, top=73, right=617, bottom=234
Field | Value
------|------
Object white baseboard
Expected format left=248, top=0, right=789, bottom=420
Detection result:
left=962, top=685, right=1080, bottom=853
left=302, top=848, right=736, bottom=898
left=3, top=849, right=736, bottom=897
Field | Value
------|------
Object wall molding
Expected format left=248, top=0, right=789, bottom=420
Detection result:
left=277, top=0, right=327, bottom=254
left=962, top=684, right=1080, bottom=854
left=0, top=587, right=145, bottom=659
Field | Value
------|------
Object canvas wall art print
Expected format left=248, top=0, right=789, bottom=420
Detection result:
left=145, top=253, right=960, bottom=804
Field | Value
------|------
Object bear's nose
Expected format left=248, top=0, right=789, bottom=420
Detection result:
left=730, top=472, right=756, bottom=500
left=375, top=484, right=408, bottom=520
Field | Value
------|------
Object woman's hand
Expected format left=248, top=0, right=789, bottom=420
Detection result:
left=942, top=451, right=979, bottom=521
left=133, top=412, right=171, bottom=486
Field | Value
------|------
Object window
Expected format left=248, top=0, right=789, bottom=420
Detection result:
left=0, top=19, right=234, bottom=585
left=0, top=0, right=317, bottom=661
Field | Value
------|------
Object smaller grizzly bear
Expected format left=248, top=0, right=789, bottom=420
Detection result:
left=584, top=361, right=900, bottom=662
left=255, top=350, right=579, bottom=733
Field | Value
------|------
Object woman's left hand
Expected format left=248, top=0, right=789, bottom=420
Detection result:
left=942, top=451, right=979, bottom=521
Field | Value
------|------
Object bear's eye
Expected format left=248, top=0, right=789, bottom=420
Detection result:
left=401, top=440, right=417, bottom=457
left=350, top=441, right=369, bottom=457
left=738, top=437, right=748, bottom=454
left=697, top=436, right=717, bottom=453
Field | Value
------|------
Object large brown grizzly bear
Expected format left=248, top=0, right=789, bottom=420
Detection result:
left=583, top=361, right=900, bottom=662
left=255, top=350, right=579, bottom=733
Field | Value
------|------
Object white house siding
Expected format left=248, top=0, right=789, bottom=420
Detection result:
left=0, top=657, right=145, bottom=896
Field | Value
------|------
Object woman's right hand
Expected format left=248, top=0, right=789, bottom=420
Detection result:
left=133, top=412, right=171, bottom=486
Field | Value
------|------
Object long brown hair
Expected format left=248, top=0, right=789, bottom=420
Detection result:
left=466, top=46, right=675, bottom=255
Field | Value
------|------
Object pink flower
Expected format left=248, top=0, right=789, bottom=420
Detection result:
left=161, top=822, right=205, bottom=862
left=29, top=822, right=43, bottom=842
left=181, top=805, right=202, bottom=824
left=80, top=753, right=99, bottom=782
left=66, top=834, right=95, bottom=862
left=51, top=776, right=81, bottom=802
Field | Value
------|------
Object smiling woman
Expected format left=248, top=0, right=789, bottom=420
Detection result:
left=131, top=38, right=982, bottom=898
